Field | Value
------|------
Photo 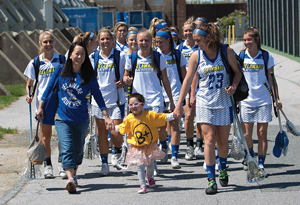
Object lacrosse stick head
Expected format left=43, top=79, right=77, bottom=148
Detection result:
left=246, top=156, right=266, bottom=183
left=285, top=120, right=300, bottom=136
left=229, top=135, right=245, bottom=160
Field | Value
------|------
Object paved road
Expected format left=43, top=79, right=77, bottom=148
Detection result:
left=1, top=42, right=300, bottom=205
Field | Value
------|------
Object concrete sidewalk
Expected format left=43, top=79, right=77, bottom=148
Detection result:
left=1, top=41, right=300, bottom=205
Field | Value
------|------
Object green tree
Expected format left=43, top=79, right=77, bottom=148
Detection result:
left=217, top=10, right=247, bottom=37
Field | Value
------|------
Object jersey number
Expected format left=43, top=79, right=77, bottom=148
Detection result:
left=208, top=73, right=223, bottom=90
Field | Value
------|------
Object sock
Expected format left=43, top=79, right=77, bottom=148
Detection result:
left=258, top=155, right=266, bottom=165
left=115, top=147, right=122, bottom=154
left=167, top=135, right=171, bottom=144
left=108, top=132, right=111, bottom=139
left=196, top=138, right=203, bottom=148
left=186, top=138, right=194, bottom=147
left=111, top=146, right=115, bottom=155
left=219, top=157, right=227, bottom=170
left=160, top=140, right=168, bottom=149
left=100, top=154, right=108, bottom=164
left=171, top=145, right=179, bottom=158
left=44, top=157, right=52, bottom=166
left=58, top=153, right=62, bottom=163
left=207, top=165, right=215, bottom=179
left=249, top=147, right=255, bottom=157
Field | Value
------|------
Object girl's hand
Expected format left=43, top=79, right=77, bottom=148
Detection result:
left=274, top=99, right=282, bottom=110
left=173, top=106, right=183, bottom=120
left=36, top=107, right=44, bottom=120
left=125, top=76, right=133, bottom=85
left=26, top=95, right=33, bottom=104
left=225, top=86, right=236, bottom=96
left=190, top=95, right=196, bottom=108
left=104, top=116, right=114, bottom=131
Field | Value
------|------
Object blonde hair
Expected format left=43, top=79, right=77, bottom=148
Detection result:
left=113, top=22, right=128, bottom=34
left=149, top=17, right=166, bottom=48
left=38, top=30, right=55, bottom=54
left=197, top=22, right=223, bottom=50
left=97, top=28, right=114, bottom=41
left=183, top=16, right=196, bottom=31
left=72, top=32, right=96, bottom=44
left=128, top=27, right=138, bottom=33
left=137, top=29, right=158, bottom=73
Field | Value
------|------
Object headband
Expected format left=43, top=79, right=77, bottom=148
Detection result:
left=171, top=31, right=178, bottom=36
left=155, top=21, right=168, bottom=30
left=126, top=30, right=138, bottom=39
left=156, top=31, right=171, bottom=39
left=196, top=17, right=207, bottom=24
left=193, top=28, right=208, bottom=36
left=85, top=32, right=95, bottom=45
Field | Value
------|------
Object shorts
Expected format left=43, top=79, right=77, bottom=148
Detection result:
left=195, top=106, right=233, bottom=126
left=240, top=104, right=272, bottom=123
left=92, top=104, right=125, bottom=120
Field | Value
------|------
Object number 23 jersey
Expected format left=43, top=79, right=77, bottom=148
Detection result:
left=196, top=49, right=231, bottom=108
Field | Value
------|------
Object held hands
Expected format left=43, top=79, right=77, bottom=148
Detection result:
left=104, top=115, right=114, bottom=131
left=225, top=86, right=236, bottom=96
left=173, top=106, right=183, bottom=120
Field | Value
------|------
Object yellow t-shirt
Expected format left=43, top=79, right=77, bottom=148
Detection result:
left=118, top=111, right=167, bottom=146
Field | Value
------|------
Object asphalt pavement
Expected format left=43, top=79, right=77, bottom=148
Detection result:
left=1, top=41, right=300, bottom=205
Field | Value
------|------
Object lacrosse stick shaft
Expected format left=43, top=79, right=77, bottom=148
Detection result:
left=270, top=72, right=283, bottom=132
left=27, top=85, right=35, bottom=178
left=263, top=81, right=278, bottom=117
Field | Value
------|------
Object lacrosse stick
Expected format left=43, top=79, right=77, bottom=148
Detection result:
left=24, top=85, right=41, bottom=179
left=263, top=81, right=299, bottom=136
left=229, top=118, right=245, bottom=160
left=228, top=92, right=266, bottom=182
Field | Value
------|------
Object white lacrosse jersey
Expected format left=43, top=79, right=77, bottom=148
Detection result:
left=159, top=51, right=187, bottom=102
left=89, top=49, right=126, bottom=108
left=116, top=40, right=129, bottom=53
left=196, top=49, right=231, bottom=108
left=176, top=40, right=198, bottom=70
left=240, top=50, right=275, bottom=107
left=24, top=52, right=63, bottom=110
left=125, top=51, right=167, bottom=108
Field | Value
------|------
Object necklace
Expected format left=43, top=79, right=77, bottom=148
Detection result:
left=133, top=112, right=143, bottom=122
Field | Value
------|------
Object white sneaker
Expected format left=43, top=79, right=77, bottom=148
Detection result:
left=185, top=146, right=195, bottom=160
left=153, top=161, right=158, bottom=176
left=111, top=153, right=121, bottom=167
left=203, top=159, right=219, bottom=171
left=44, top=165, right=54, bottom=179
left=100, top=163, right=109, bottom=176
left=203, top=160, right=207, bottom=171
left=194, top=147, right=204, bottom=159
left=171, top=156, right=181, bottom=169
left=58, top=163, right=67, bottom=179
left=73, top=175, right=78, bottom=187
left=160, top=147, right=169, bottom=164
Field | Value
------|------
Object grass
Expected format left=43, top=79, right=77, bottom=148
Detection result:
left=0, top=126, right=18, bottom=139
left=0, top=84, right=27, bottom=110
left=261, top=45, right=300, bottom=64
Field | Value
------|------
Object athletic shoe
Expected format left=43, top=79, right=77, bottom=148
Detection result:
left=58, top=163, right=67, bottom=179
left=171, top=156, right=181, bottom=169
left=203, top=160, right=207, bottom=171
left=194, top=147, right=204, bottom=159
left=218, top=168, right=229, bottom=187
left=242, top=159, right=248, bottom=171
left=65, top=178, right=76, bottom=194
left=205, top=177, right=217, bottom=195
left=100, top=163, right=109, bottom=176
left=111, top=153, right=121, bottom=167
left=73, top=175, right=78, bottom=187
left=44, top=165, right=54, bottom=179
left=160, top=147, right=169, bottom=164
left=258, top=164, right=268, bottom=178
left=185, top=146, right=195, bottom=160
left=147, top=177, right=156, bottom=188
left=153, top=161, right=158, bottom=176
left=138, top=187, right=146, bottom=194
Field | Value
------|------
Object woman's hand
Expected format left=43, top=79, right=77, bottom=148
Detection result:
left=173, top=106, right=183, bottom=120
left=36, top=106, right=44, bottom=121
left=190, top=95, right=196, bottom=108
left=104, top=115, right=114, bottom=131
left=225, top=85, right=236, bottom=96
left=26, top=95, right=33, bottom=104
left=115, top=80, right=125, bottom=88
left=274, top=99, right=283, bottom=110
left=124, top=76, right=133, bottom=85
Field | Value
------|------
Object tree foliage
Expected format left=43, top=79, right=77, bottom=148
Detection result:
left=217, top=10, right=247, bottom=37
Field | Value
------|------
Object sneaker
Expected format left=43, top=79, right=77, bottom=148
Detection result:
left=73, top=175, right=78, bottom=187
left=203, top=160, right=207, bottom=171
left=147, top=177, right=156, bottom=188
left=258, top=164, right=268, bottom=178
left=138, top=186, right=146, bottom=194
left=44, top=165, right=54, bottom=179
left=65, top=178, right=76, bottom=194
left=242, top=159, right=248, bottom=171
left=185, top=146, right=195, bottom=160
left=160, top=147, right=169, bottom=164
left=171, top=156, right=181, bottom=169
left=218, top=168, right=229, bottom=187
left=195, top=147, right=204, bottom=159
left=100, top=163, right=109, bottom=176
left=111, top=153, right=121, bottom=167
left=153, top=161, right=158, bottom=176
left=58, top=163, right=67, bottom=179
left=215, top=158, right=220, bottom=171
left=205, top=177, right=217, bottom=195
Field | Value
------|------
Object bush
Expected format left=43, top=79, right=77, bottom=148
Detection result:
left=217, top=10, right=247, bottom=37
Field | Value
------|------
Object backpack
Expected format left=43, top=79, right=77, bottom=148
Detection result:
left=220, top=44, right=249, bottom=103
left=93, top=49, right=121, bottom=105
left=32, top=54, right=66, bottom=97
left=173, top=49, right=184, bottom=84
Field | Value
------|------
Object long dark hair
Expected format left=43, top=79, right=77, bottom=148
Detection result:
left=62, top=42, right=95, bottom=85
left=159, top=27, right=175, bottom=62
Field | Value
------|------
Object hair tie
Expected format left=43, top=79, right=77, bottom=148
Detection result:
left=155, top=21, right=168, bottom=30
left=156, top=31, right=171, bottom=39
left=196, top=17, right=207, bottom=24
left=126, top=30, right=138, bottom=39
left=85, top=32, right=95, bottom=45
left=171, top=31, right=178, bottom=36
left=193, top=29, right=208, bottom=36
